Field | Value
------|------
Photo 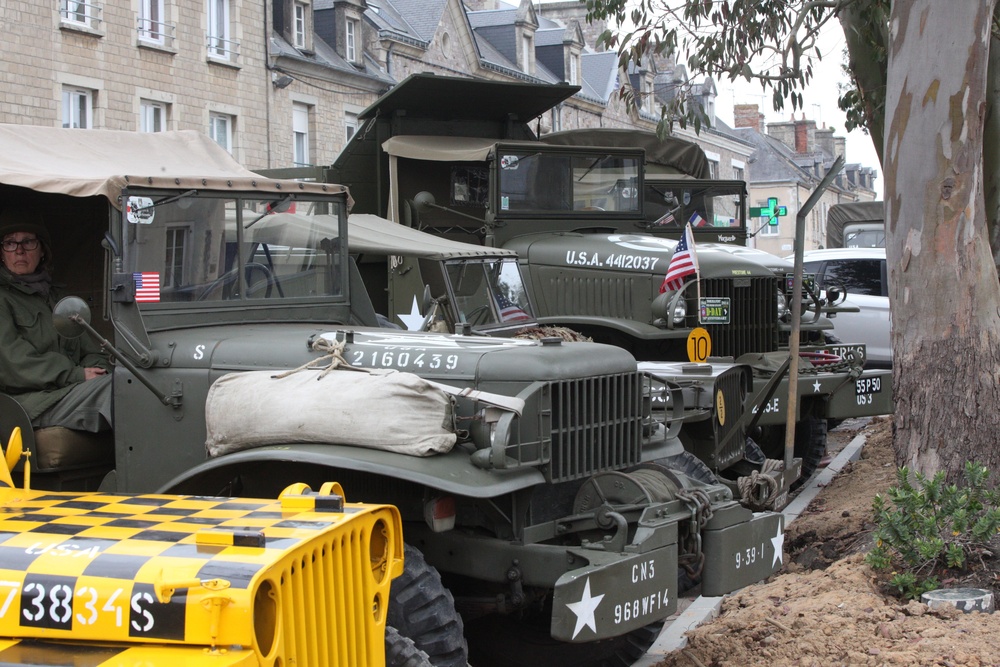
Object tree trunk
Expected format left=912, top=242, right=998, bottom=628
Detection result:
left=885, top=0, right=1000, bottom=482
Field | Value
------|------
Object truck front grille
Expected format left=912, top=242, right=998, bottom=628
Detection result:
left=713, top=366, right=748, bottom=469
left=700, top=277, right=779, bottom=357
left=275, top=514, right=391, bottom=667
left=549, top=372, right=644, bottom=482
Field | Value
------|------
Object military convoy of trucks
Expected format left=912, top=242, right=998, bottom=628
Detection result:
left=0, top=124, right=793, bottom=667
left=321, top=73, right=891, bottom=491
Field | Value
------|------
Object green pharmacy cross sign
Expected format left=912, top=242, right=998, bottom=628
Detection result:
left=750, top=197, right=787, bottom=226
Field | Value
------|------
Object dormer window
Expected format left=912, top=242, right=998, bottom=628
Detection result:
left=521, top=34, right=532, bottom=74
left=569, top=55, right=579, bottom=85
left=293, top=2, right=307, bottom=48
left=346, top=17, right=358, bottom=62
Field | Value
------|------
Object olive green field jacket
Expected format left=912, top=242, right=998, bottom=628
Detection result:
left=0, top=274, right=110, bottom=419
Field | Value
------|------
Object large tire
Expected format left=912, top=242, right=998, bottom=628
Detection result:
left=386, top=625, right=434, bottom=667
left=387, top=544, right=468, bottom=667
left=756, top=417, right=828, bottom=485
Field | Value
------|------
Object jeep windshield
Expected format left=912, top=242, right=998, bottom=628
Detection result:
left=446, top=257, right=534, bottom=329
left=122, top=190, right=348, bottom=306
left=642, top=181, right=746, bottom=232
left=496, top=147, right=641, bottom=216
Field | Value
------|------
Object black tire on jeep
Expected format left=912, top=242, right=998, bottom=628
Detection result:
left=756, top=416, right=828, bottom=486
left=385, top=625, right=434, bottom=667
left=387, top=544, right=468, bottom=667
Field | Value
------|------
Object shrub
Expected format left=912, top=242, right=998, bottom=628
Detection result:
left=865, top=462, right=1000, bottom=600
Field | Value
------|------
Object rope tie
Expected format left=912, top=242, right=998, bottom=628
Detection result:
left=271, top=338, right=373, bottom=380
left=737, top=458, right=783, bottom=507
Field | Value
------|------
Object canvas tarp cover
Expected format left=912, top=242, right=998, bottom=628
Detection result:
left=539, top=129, right=711, bottom=178
left=0, top=125, right=347, bottom=208
left=205, top=367, right=457, bottom=457
left=348, top=213, right=516, bottom=260
left=827, top=201, right=884, bottom=247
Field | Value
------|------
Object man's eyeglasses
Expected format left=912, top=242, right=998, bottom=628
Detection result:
left=2, top=238, right=40, bottom=252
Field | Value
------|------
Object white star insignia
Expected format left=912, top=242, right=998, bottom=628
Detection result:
left=812, top=379, right=822, bottom=393
left=566, top=577, right=604, bottom=640
left=397, top=296, right=427, bottom=331
left=771, top=523, right=785, bottom=566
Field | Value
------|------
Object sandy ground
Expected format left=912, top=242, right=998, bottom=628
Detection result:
left=653, top=417, right=1000, bottom=667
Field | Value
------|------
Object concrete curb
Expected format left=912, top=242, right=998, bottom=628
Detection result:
left=632, top=431, right=869, bottom=665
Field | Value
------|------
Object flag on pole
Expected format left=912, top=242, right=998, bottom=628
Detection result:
left=659, top=223, right=699, bottom=293
left=688, top=211, right=708, bottom=227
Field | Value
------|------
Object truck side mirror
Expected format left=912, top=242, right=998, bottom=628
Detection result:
left=52, top=296, right=91, bottom=338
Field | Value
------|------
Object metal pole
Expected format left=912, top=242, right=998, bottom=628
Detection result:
left=785, top=155, right=845, bottom=470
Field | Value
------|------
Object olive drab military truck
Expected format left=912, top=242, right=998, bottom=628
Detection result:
left=827, top=201, right=886, bottom=248
left=323, top=73, right=892, bottom=489
left=0, top=125, right=786, bottom=667
left=0, top=427, right=409, bottom=667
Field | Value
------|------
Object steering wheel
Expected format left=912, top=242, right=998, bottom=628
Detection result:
left=244, top=262, right=275, bottom=298
left=464, top=304, right=492, bottom=326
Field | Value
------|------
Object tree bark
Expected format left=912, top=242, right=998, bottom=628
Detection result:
left=885, top=0, right=1000, bottom=482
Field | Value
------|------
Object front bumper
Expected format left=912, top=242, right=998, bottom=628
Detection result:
left=749, top=367, right=892, bottom=425
left=0, top=639, right=258, bottom=665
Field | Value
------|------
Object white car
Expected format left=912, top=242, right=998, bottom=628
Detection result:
left=788, top=247, right=891, bottom=367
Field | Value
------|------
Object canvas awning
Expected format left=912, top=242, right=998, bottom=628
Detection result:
left=348, top=213, right=515, bottom=260
left=0, top=125, right=348, bottom=209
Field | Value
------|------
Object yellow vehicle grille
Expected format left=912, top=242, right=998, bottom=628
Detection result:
left=0, top=483, right=403, bottom=667
left=274, top=518, right=395, bottom=667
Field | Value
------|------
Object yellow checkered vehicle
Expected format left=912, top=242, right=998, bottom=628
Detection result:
left=0, top=428, right=407, bottom=667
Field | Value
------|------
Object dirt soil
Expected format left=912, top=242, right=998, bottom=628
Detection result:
left=654, top=417, right=1000, bottom=667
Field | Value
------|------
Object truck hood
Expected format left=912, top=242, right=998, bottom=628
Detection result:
left=503, top=232, right=777, bottom=279
left=151, top=324, right=638, bottom=384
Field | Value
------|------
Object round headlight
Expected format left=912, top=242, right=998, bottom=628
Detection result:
left=672, top=298, right=687, bottom=325
left=776, top=290, right=787, bottom=319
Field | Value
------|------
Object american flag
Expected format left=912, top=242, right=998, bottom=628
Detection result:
left=496, top=292, right=531, bottom=322
left=659, top=223, right=699, bottom=293
left=133, top=272, right=161, bottom=303
left=689, top=212, right=708, bottom=227
left=653, top=211, right=675, bottom=226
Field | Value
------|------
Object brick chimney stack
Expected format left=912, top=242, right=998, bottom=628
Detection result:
left=734, top=104, right=764, bottom=132
left=794, top=116, right=817, bottom=153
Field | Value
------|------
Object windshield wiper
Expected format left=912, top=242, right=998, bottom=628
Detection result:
left=245, top=195, right=293, bottom=230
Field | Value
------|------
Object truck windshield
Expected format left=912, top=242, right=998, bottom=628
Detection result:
left=643, top=182, right=745, bottom=231
left=845, top=228, right=886, bottom=248
left=123, top=192, right=347, bottom=304
left=446, top=258, right=533, bottom=328
left=497, top=149, right=641, bottom=215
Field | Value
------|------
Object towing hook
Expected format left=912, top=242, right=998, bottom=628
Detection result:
left=594, top=505, right=629, bottom=552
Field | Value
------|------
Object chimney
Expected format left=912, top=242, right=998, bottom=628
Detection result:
left=734, top=104, right=763, bottom=132
left=794, top=116, right=817, bottom=154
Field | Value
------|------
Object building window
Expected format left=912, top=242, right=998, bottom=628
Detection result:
left=521, top=34, right=532, bottom=73
left=138, top=0, right=165, bottom=42
left=707, top=159, right=719, bottom=179
left=140, top=100, right=167, bottom=132
left=209, top=112, right=233, bottom=153
left=62, top=87, right=93, bottom=129
left=164, top=227, right=188, bottom=288
left=60, top=0, right=102, bottom=29
left=568, top=55, right=578, bottom=85
left=293, top=103, right=310, bottom=167
left=207, top=0, right=238, bottom=61
left=345, top=18, right=357, bottom=62
left=345, top=111, right=358, bottom=142
left=293, top=2, right=307, bottom=48
left=733, top=166, right=744, bottom=181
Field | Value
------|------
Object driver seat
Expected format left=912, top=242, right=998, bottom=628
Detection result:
left=0, top=393, right=113, bottom=490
